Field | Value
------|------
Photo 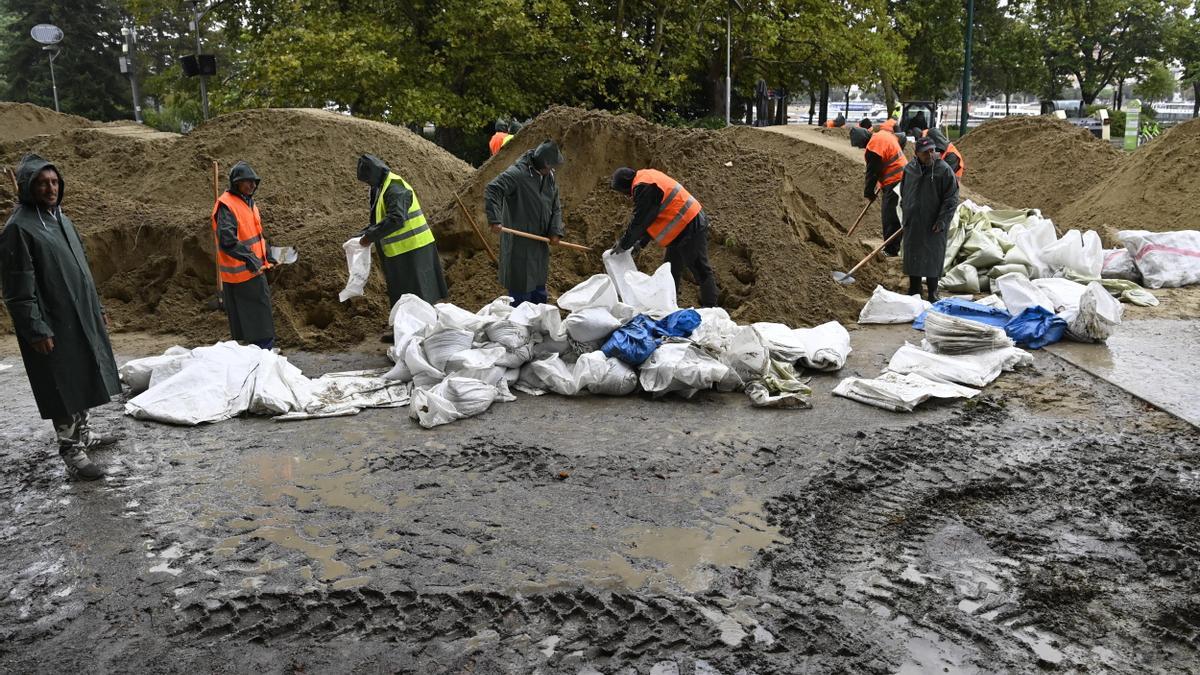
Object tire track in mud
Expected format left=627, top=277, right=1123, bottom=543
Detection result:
left=762, top=400, right=1200, bottom=672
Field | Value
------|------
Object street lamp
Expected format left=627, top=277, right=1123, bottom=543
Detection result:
left=959, top=0, right=975, bottom=137
left=726, top=0, right=744, bottom=127
left=30, top=23, right=63, bottom=113
left=188, top=0, right=231, bottom=120
left=120, top=25, right=144, bottom=123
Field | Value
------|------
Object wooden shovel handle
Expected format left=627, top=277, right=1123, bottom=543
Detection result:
left=453, top=193, right=498, bottom=263
left=499, top=227, right=591, bottom=252
left=844, top=227, right=904, bottom=278
left=845, top=186, right=880, bottom=237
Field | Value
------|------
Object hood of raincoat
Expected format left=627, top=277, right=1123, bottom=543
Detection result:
left=228, top=161, right=261, bottom=194
left=531, top=140, right=565, bottom=170
left=15, top=153, right=64, bottom=208
left=849, top=126, right=871, bottom=149
left=926, top=127, right=951, bottom=153
left=356, top=153, right=390, bottom=188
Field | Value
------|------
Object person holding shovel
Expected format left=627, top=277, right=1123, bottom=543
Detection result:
left=484, top=140, right=565, bottom=306
left=899, top=136, right=959, bottom=302
left=355, top=154, right=448, bottom=325
left=1, top=154, right=122, bottom=480
left=212, top=161, right=276, bottom=350
left=607, top=167, right=719, bottom=308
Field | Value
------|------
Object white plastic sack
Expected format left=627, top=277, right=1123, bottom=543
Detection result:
left=423, top=328, right=475, bottom=372
left=885, top=342, right=1031, bottom=388
left=622, top=263, right=679, bottom=317
left=119, top=346, right=192, bottom=393
left=792, top=321, right=852, bottom=371
left=509, top=302, right=565, bottom=339
left=409, top=376, right=501, bottom=428
left=338, top=237, right=372, bottom=302
left=721, top=325, right=770, bottom=380
left=1040, top=229, right=1103, bottom=280
left=443, top=347, right=508, bottom=385
left=1065, top=281, right=1123, bottom=343
left=558, top=275, right=618, bottom=312
left=833, top=372, right=980, bottom=412
left=562, top=306, right=623, bottom=343
left=483, top=320, right=530, bottom=350
left=574, top=351, right=638, bottom=396
left=1118, top=229, right=1200, bottom=289
left=435, top=303, right=489, bottom=333
left=387, top=294, right=439, bottom=366
left=857, top=285, right=931, bottom=324
left=940, top=262, right=981, bottom=293
left=691, top=307, right=739, bottom=349
left=1031, top=277, right=1088, bottom=314
left=603, top=248, right=639, bottom=304
left=403, top=337, right=444, bottom=388
left=638, top=343, right=730, bottom=396
left=1101, top=248, right=1140, bottom=282
left=249, top=350, right=316, bottom=415
left=518, top=354, right=581, bottom=396
left=974, top=294, right=1008, bottom=312
left=923, top=311, right=1014, bottom=355
left=1012, top=217, right=1058, bottom=278
left=994, top=272, right=1054, bottom=317
left=960, top=229, right=1006, bottom=269
left=751, top=322, right=808, bottom=363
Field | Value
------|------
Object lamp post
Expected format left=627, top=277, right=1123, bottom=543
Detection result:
left=189, top=0, right=231, bottom=120
left=725, top=0, right=744, bottom=128
left=120, top=25, right=143, bottom=123
left=30, top=24, right=63, bottom=113
left=958, top=0, right=975, bottom=137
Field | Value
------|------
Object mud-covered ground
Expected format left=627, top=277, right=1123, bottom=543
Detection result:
left=0, top=327, right=1197, bottom=674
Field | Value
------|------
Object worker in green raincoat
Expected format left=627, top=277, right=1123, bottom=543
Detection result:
left=483, top=140, right=565, bottom=306
left=0, top=155, right=121, bottom=480
left=899, top=136, right=959, bottom=302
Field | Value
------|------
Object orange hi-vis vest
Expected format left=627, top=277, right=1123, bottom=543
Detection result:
left=633, top=169, right=702, bottom=247
left=880, top=118, right=897, bottom=132
left=489, top=132, right=513, bottom=156
left=865, top=131, right=907, bottom=189
left=211, top=192, right=268, bottom=284
left=824, top=120, right=835, bottom=128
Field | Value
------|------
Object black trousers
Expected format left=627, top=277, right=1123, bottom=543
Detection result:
left=881, top=186, right=902, bottom=255
left=664, top=213, right=720, bottom=308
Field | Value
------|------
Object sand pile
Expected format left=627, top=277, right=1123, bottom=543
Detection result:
left=957, top=116, right=1121, bottom=219
left=0, top=102, right=93, bottom=142
left=430, top=106, right=885, bottom=326
left=2, top=107, right=472, bottom=348
left=1058, top=118, right=1200, bottom=239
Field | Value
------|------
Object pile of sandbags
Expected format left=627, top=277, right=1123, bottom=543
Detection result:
left=379, top=255, right=853, bottom=427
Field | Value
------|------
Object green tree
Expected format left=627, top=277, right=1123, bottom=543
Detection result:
left=1, top=0, right=132, bottom=120
left=1134, top=60, right=1175, bottom=103
left=1165, top=1, right=1199, bottom=117
left=890, top=0, right=964, bottom=101
left=974, top=1, right=1044, bottom=114
left=1030, top=0, right=1180, bottom=106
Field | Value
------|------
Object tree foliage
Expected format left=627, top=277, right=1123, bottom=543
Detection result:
left=974, top=0, right=1043, bottom=112
left=1134, top=60, right=1175, bottom=103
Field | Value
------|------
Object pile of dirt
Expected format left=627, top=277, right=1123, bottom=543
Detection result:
left=0, top=102, right=93, bottom=142
left=1058, top=118, right=1200, bottom=240
left=430, top=106, right=886, bottom=326
left=957, top=116, right=1121, bottom=219
left=2, top=107, right=472, bottom=348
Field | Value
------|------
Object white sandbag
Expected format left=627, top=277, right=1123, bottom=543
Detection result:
left=435, top=302, right=489, bottom=333
left=494, top=343, right=535, bottom=369
left=558, top=274, right=618, bottom=312
left=409, top=376, right=501, bottom=428
left=531, top=336, right=571, bottom=357
left=603, top=248, right=639, bottom=304
left=518, top=354, right=581, bottom=396
left=125, top=342, right=266, bottom=425
left=476, top=296, right=515, bottom=321
left=974, top=294, right=1008, bottom=311
left=484, top=320, right=530, bottom=350
left=833, top=372, right=980, bottom=412
left=622, top=263, right=679, bottom=317
left=885, top=342, right=1031, bottom=388
left=745, top=381, right=813, bottom=408
left=388, top=294, right=439, bottom=363
left=119, top=346, right=192, bottom=393
left=1031, top=277, right=1088, bottom=314
left=403, top=337, right=444, bottom=388
left=638, top=343, right=729, bottom=396
left=721, top=326, right=770, bottom=380
left=249, top=350, right=316, bottom=415
left=751, top=322, right=807, bottom=363
left=278, top=371, right=412, bottom=420
left=574, top=351, right=638, bottom=396
left=509, top=302, right=565, bottom=339
left=610, top=302, right=638, bottom=323
left=1012, top=217, right=1057, bottom=278
left=923, top=311, right=1014, bottom=355
left=986, top=263, right=1029, bottom=279
left=1101, top=248, right=1140, bottom=282
left=1118, top=229, right=1200, bottom=289
left=443, top=347, right=508, bottom=384
left=691, top=307, right=739, bottom=349
left=960, top=229, right=1006, bottom=269
left=422, top=328, right=475, bottom=372
left=994, top=272, right=1054, bottom=317
left=791, top=321, right=852, bottom=371
left=1065, top=281, right=1123, bottom=343
left=940, top=262, right=981, bottom=293
left=338, top=237, right=372, bottom=302
left=857, top=285, right=931, bottom=324
left=562, top=306, right=623, bottom=343
left=1039, top=229, right=1103, bottom=280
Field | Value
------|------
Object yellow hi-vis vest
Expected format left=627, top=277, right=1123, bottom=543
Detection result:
left=376, top=172, right=434, bottom=257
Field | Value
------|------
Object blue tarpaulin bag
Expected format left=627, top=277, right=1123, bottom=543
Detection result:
left=601, top=309, right=702, bottom=366
left=913, top=297, right=1012, bottom=331
left=1005, top=306, right=1066, bottom=349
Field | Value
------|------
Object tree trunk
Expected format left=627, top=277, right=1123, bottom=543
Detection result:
left=808, top=89, right=816, bottom=125
left=881, top=72, right=898, bottom=117
left=1004, top=91, right=1010, bottom=116
left=776, top=88, right=788, bottom=125
left=819, top=81, right=829, bottom=125
left=1193, top=81, right=1199, bottom=118
left=1115, top=85, right=1123, bottom=111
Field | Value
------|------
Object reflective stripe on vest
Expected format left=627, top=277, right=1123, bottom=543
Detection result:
left=633, top=169, right=702, bottom=247
left=211, top=192, right=267, bottom=284
left=376, top=173, right=435, bottom=257
left=866, top=132, right=907, bottom=189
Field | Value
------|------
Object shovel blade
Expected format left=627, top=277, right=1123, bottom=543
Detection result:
left=831, top=271, right=855, bottom=285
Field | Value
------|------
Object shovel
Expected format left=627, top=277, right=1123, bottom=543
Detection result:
left=832, top=227, right=904, bottom=285
left=845, top=187, right=881, bottom=236
left=499, top=227, right=592, bottom=252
